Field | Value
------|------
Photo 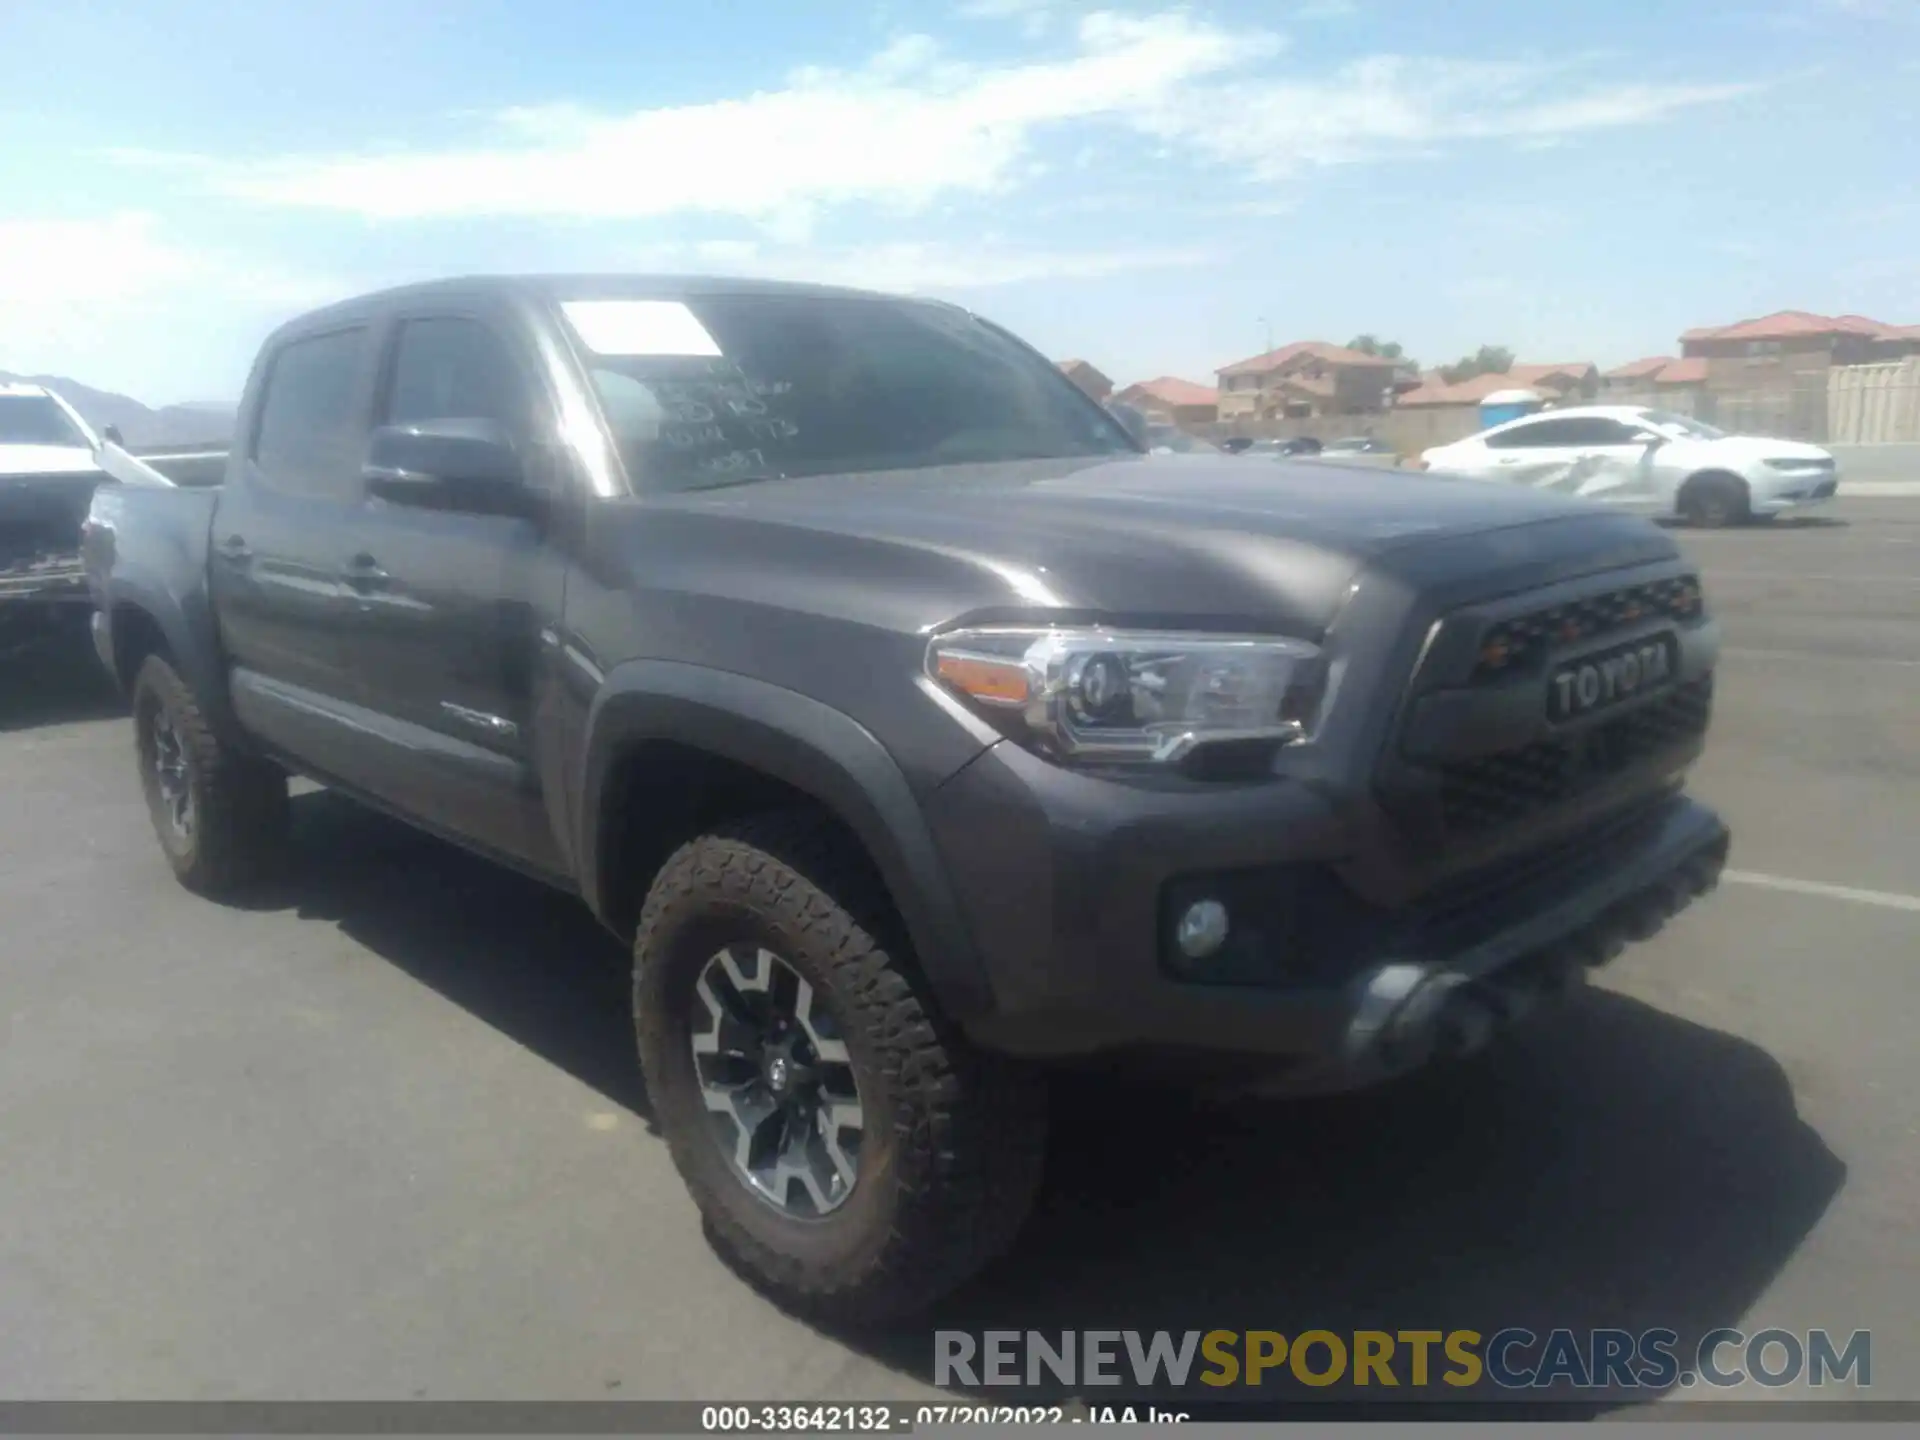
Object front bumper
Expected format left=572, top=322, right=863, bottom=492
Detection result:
left=1, top=554, right=89, bottom=603
left=927, top=734, right=1729, bottom=1094
left=1749, top=473, right=1839, bottom=515
left=0, top=557, right=92, bottom=653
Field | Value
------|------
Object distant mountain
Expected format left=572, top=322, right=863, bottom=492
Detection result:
left=1, top=371, right=235, bottom=450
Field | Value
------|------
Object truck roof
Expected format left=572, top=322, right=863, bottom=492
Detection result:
left=272, top=273, right=951, bottom=343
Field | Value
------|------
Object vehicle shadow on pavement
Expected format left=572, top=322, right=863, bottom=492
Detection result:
left=840, top=991, right=1845, bottom=1418
left=219, top=792, right=1843, bottom=1421
left=239, top=791, right=653, bottom=1124
left=0, top=640, right=125, bottom=732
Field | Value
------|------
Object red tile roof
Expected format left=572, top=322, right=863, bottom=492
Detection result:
left=1654, top=357, right=1708, bottom=384
left=1117, top=376, right=1219, bottom=407
left=1216, top=340, right=1401, bottom=377
left=1274, top=373, right=1337, bottom=399
left=1394, top=363, right=1592, bottom=408
left=1507, top=361, right=1596, bottom=386
left=1681, top=310, right=1893, bottom=343
left=1395, top=373, right=1514, bottom=407
left=1606, top=356, right=1677, bottom=380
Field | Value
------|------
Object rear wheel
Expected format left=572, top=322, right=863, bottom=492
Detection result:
left=1679, top=472, right=1750, bottom=528
left=633, top=811, right=1048, bottom=1324
left=132, top=654, right=289, bottom=895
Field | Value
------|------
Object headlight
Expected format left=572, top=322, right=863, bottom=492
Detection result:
left=928, top=627, right=1327, bottom=766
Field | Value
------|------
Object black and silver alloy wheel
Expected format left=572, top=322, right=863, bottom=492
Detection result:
left=147, top=705, right=195, bottom=842
left=633, top=813, right=1049, bottom=1323
left=692, top=944, right=864, bottom=1217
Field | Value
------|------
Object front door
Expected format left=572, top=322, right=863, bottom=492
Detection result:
left=333, top=311, right=570, bottom=877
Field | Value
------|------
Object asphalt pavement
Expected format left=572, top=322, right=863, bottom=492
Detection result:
left=0, top=500, right=1914, bottom=1409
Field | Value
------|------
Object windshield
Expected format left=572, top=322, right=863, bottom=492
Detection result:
left=1641, top=410, right=1726, bottom=441
left=0, top=394, right=91, bottom=448
left=568, top=294, right=1137, bottom=491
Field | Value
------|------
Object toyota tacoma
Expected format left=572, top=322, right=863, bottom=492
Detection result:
left=83, top=275, right=1731, bottom=1321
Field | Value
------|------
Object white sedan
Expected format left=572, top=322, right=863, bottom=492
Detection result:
left=1418, top=405, right=1838, bottom=526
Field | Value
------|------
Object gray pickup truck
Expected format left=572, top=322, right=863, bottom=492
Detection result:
left=83, top=274, right=1731, bottom=1321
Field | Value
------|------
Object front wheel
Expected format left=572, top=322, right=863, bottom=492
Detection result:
left=131, top=654, right=289, bottom=895
left=633, top=812, right=1048, bottom=1324
left=1679, top=473, right=1751, bottom=528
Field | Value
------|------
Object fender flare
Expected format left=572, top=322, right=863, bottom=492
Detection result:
left=575, top=659, right=995, bottom=1024
left=101, top=576, right=249, bottom=746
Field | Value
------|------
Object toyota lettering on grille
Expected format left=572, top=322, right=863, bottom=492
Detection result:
left=1548, top=634, right=1679, bottom=723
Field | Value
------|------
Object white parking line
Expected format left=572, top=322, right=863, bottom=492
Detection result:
left=1706, top=571, right=1920, bottom=584
left=1722, top=646, right=1920, bottom=668
left=1725, top=870, right=1920, bottom=914
left=1836, top=481, right=1920, bottom=497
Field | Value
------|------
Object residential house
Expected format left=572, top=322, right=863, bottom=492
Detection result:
left=1393, top=360, right=1599, bottom=411
left=1386, top=361, right=1599, bottom=451
left=1056, top=359, right=1114, bottom=403
left=1214, top=341, right=1401, bottom=422
left=1600, top=356, right=1710, bottom=411
left=1111, top=376, right=1219, bottom=428
left=1678, top=311, right=1920, bottom=438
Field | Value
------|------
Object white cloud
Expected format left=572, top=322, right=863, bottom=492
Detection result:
left=1135, top=55, right=1758, bottom=180
left=110, top=10, right=1756, bottom=226
left=122, top=12, right=1246, bottom=224
left=0, top=213, right=341, bottom=400
left=957, top=0, right=1064, bottom=39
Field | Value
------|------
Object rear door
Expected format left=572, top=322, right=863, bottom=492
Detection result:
left=1476, top=416, right=1596, bottom=489
left=211, top=324, right=377, bottom=722
left=330, top=308, right=570, bottom=877
left=1552, top=415, right=1665, bottom=509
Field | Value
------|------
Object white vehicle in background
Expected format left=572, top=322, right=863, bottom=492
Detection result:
left=1418, top=405, right=1839, bottom=527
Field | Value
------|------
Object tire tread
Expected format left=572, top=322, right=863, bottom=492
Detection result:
left=633, top=810, right=1046, bottom=1324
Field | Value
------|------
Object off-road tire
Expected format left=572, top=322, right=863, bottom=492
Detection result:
left=131, top=654, right=289, bottom=895
left=1680, top=471, right=1751, bottom=528
left=633, top=811, right=1048, bottom=1324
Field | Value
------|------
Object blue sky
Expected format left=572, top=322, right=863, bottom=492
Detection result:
left=1, top=0, right=1916, bottom=404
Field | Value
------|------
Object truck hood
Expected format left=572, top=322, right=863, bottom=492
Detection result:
left=0, top=445, right=102, bottom=478
left=636, top=452, right=1679, bottom=637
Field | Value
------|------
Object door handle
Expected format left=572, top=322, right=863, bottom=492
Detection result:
left=342, top=554, right=391, bottom=592
left=215, top=535, right=252, bottom=563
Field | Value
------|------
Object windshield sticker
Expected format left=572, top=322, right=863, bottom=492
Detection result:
left=562, top=300, right=723, bottom=358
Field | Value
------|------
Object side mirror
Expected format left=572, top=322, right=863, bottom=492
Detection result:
left=363, top=419, right=538, bottom=517
left=1629, top=430, right=1666, bottom=448
left=101, top=424, right=124, bottom=447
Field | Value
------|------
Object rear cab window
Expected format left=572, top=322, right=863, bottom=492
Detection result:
left=555, top=293, right=1134, bottom=492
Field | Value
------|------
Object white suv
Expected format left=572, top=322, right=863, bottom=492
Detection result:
left=1419, top=405, right=1838, bottom=526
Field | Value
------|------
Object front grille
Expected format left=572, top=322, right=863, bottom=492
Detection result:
left=1435, top=676, right=1713, bottom=835
left=1811, top=479, right=1838, bottom=499
left=1472, top=575, right=1704, bottom=683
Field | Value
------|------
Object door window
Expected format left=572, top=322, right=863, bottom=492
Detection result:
left=251, top=327, right=370, bottom=497
left=1485, top=417, right=1597, bottom=449
left=383, top=317, right=529, bottom=429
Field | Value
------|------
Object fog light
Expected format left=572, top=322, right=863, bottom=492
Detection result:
left=1175, top=899, right=1231, bottom=960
